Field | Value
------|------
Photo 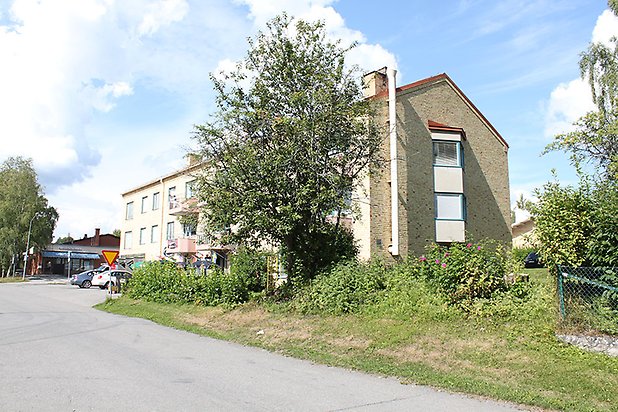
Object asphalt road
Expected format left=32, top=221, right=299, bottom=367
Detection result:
left=0, top=281, right=523, bottom=412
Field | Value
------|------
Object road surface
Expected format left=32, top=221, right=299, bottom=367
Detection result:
left=0, top=281, right=523, bottom=411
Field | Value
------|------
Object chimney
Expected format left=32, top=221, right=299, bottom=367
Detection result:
left=185, top=153, right=200, bottom=166
left=94, top=228, right=100, bottom=246
left=362, top=68, right=388, bottom=98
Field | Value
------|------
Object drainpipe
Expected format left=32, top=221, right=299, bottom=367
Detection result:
left=387, top=67, right=399, bottom=256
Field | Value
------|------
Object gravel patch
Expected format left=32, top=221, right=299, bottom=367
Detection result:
left=557, top=334, right=618, bottom=357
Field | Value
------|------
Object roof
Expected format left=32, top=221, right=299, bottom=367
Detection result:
left=427, top=120, right=467, bottom=140
left=374, top=73, right=508, bottom=149
left=41, top=251, right=100, bottom=259
left=121, top=161, right=205, bottom=197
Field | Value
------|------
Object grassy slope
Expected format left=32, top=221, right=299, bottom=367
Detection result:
left=98, top=268, right=618, bottom=411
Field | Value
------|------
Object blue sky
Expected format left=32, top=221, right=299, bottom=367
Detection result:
left=0, top=0, right=614, bottom=239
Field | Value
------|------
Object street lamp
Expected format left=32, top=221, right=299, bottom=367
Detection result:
left=22, top=212, right=42, bottom=280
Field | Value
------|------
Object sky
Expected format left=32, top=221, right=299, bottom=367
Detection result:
left=0, top=0, right=615, bottom=239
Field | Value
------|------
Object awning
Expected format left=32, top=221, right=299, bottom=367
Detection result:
left=41, top=251, right=100, bottom=260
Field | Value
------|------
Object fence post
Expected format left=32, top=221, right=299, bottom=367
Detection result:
left=557, top=265, right=566, bottom=321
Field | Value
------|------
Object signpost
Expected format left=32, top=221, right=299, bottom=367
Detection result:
left=101, top=250, right=119, bottom=295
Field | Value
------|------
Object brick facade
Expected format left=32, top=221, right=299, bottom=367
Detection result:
left=354, top=72, right=511, bottom=260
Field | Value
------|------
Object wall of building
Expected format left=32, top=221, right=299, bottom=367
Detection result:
left=354, top=76, right=511, bottom=260
left=120, top=165, right=201, bottom=262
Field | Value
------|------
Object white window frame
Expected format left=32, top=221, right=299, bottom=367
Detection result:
left=166, top=221, right=175, bottom=240
left=124, top=231, right=132, bottom=249
left=185, top=180, right=196, bottom=199
left=125, top=202, right=134, bottom=220
left=435, top=193, right=466, bottom=221
left=152, top=192, right=160, bottom=210
left=151, top=225, right=158, bottom=243
left=139, top=227, right=146, bottom=245
left=141, top=196, right=148, bottom=214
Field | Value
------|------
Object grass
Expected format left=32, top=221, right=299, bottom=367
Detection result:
left=0, top=276, right=27, bottom=283
left=97, top=268, right=618, bottom=411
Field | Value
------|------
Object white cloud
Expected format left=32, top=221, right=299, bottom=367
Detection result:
left=138, top=0, right=189, bottom=36
left=545, top=78, right=595, bottom=137
left=592, top=9, right=618, bottom=45
left=544, top=8, right=618, bottom=138
left=233, top=0, right=398, bottom=74
left=85, top=81, right=134, bottom=113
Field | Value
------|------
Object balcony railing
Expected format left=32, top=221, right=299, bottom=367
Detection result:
left=168, top=196, right=199, bottom=216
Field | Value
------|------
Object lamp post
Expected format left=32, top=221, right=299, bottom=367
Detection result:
left=22, top=212, right=41, bottom=280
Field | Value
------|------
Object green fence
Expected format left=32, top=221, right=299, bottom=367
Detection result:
left=557, top=266, right=618, bottom=335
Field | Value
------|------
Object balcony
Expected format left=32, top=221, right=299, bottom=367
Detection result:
left=196, top=233, right=230, bottom=251
left=166, top=237, right=197, bottom=254
left=168, top=196, right=199, bottom=216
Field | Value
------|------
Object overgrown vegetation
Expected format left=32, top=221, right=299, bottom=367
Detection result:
left=103, top=265, right=618, bottom=412
left=126, top=261, right=249, bottom=306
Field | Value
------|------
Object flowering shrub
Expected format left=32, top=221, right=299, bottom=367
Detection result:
left=421, top=240, right=513, bottom=305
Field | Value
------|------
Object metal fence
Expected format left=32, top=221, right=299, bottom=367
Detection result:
left=557, top=266, right=618, bottom=335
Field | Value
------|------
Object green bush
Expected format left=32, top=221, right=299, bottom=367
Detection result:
left=295, top=258, right=387, bottom=314
left=229, top=247, right=268, bottom=293
left=420, top=240, right=515, bottom=305
left=126, top=261, right=249, bottom=306
left=512, top=246, right=536, bottom=263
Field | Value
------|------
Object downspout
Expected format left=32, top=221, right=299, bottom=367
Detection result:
left=387, top=67, right=399, bottom=256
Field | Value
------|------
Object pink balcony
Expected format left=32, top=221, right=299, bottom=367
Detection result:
left=167, top=237, right=196, bottom=254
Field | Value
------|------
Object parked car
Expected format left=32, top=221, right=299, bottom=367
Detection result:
left=70, top=265, right=110, bottom=288
left=70, top=270, right=95, bottom=288
left=91, top=269, right=132, bottom=290
left=524, top=252, right=543, bottom=268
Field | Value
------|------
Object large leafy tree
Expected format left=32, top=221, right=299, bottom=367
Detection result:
left=531, top=2, right=618, bottom=267
left=545, top=2, right=618, bottom=178
left=192, top=15, right=382, bottom=282
left=0, top=157, right=58, bottom=276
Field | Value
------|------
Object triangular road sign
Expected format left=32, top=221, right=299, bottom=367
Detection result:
left=101, top=250, right=119, bottom=266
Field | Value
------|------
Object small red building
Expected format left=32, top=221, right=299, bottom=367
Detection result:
left=30, top=228, right=120, bottom=276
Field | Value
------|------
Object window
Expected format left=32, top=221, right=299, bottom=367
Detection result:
left=433, top=141, right=462, bottom=167
left=166, top=222, right=175, bottom=240
left=435, top=194, right=466, bottom=220
left=185, top=180, right=197, bottom=199
left=139, top=227, right=146, bottom=245
left=125, top=202, right=134, bottom=220
left=152, top=192, right=160, bottom=210
left=124, top=231, right=132, bottom=249
left=151, top=225, right=159, bottom=243
left=182, top=222, right=197, bottom=237
left=141, top=196, right=148, bottom=214
left=168, top=187, right=176, bottom=208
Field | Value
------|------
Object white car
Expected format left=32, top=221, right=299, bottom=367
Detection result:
left=91, top=269, right=132, bottom=290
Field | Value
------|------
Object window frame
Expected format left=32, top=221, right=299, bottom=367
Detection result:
left=152, top=192, right=160, bottom=211
left=166, top=221, right=175, bottom=240
left=124, top=231, right=132, bottom=249
left=125, top=202, right=134, bottom=220
left=141, top=196, right=148, bottom=214
left=150, top=225, right=158, bottom=243
left=432, top=140, right=463, bottom=168
left=435, top=193, right=466, bottom=221
left=185, top=180, right=196, bottom=199
left=139, top=227, right=147, bottom=245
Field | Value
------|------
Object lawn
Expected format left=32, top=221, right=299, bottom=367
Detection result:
left=98, top=268, right=618, bottom=411
left=0, top=276, right=27, bottom=283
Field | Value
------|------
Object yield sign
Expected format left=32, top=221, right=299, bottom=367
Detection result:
left=101, top=250, right=119, bottom=266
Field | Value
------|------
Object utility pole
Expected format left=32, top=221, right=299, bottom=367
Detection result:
left=22, top=212, right=41, bottom=280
